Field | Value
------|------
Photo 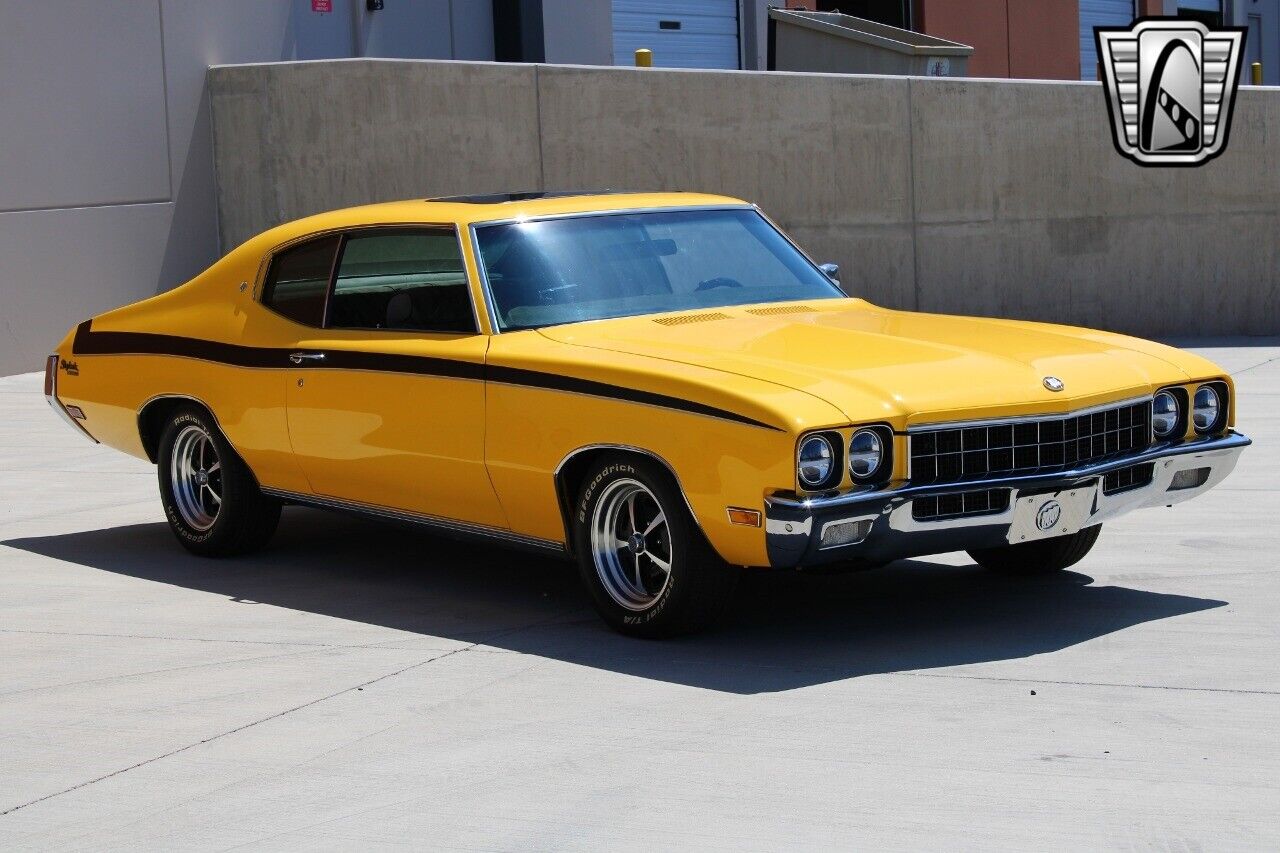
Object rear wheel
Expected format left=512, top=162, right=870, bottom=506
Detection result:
left=157, top=405, right=280, bottom=556
left=967, top=525, right=1102, bottom=575
left=573, top=455, right=738, bottom=638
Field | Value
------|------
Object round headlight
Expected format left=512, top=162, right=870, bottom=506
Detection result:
left=848, top=429, right=884, bottom=480
left=1152, top=390, right=1180, bottom=439
left=1193, top=384, right=1222, bottom=433
left=798, top=435, right=835, bottom=488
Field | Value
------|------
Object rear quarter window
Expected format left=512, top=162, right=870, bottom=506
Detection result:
left=261, top=236, right=340, bottom=327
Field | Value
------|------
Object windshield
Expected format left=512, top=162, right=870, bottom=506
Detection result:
left=474, top=208, right=844, bottom=331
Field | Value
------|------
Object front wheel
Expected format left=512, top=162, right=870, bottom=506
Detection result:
left=967, top=525, right=1102, bottom=575
left=157, top=405, right=280, bottom=557
left=573, top=455, right=738, bottom=638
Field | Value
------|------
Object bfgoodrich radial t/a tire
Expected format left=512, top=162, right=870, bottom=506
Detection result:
left=967, top=524, right=1102, bottom=575
left=573, top=454, right=739, bottom=638
left=156, top=405, right=280, bottom=557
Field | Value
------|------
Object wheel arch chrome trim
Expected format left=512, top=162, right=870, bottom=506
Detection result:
left=137, top=393, right=273, bottom=494
left=552, top=443, right=705, bottom=553
left=136, top=393, right=225, bottom=464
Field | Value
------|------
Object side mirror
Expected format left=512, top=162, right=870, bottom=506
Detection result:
left=819, top=262, right=849, bottom=294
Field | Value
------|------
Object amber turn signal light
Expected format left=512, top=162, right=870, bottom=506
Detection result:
left=726, top=507, right=762, bottom=527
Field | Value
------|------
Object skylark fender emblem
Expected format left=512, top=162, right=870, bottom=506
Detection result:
left=59, top=359, right=79, bottom=376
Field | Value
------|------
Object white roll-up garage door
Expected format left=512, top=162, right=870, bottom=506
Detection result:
left=613, top=0, right=740, bottom=69
left=1080, top=0, right=1136, bottom=80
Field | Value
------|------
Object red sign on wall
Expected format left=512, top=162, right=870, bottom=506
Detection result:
left=311, top=0, right=332, bottom=12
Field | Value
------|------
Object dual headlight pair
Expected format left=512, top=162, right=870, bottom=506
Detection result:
left=798, top=427, right=890, bottom=490
left=1152, top=382, right=1227, bottom=440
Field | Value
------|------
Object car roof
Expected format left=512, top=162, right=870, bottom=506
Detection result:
left=242, top=191, right=751, bottom=254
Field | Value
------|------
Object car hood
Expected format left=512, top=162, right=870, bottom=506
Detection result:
left=537, top=301, right=1217, bottom=426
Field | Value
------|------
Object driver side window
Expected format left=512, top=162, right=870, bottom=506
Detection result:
left=328, top=229, right=476, bottom=334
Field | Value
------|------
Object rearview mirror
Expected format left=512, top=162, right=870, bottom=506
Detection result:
left=818, top=262, right=840, bottom=282
left=601, top=238, right=678, bottom=261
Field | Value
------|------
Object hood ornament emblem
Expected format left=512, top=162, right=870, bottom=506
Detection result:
left=1043, top=376, right=1065, bottom=392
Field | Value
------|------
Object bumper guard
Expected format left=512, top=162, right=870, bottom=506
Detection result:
left=764, top=431, right=1250, bottom=568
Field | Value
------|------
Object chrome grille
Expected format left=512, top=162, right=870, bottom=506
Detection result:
left=912, top=488, right=1010, bottom=522
left=909, top=400, right=1152, bottom=485
left=1103, top=462, right=1155, bottom=495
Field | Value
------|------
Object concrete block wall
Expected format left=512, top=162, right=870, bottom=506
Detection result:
left=209, top=59, right=1278, bottom=338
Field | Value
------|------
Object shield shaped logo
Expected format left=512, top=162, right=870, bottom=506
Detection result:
left=1036, top=500, right=1063, bottom=532
left=1096, top=19, right=1246, bottom=166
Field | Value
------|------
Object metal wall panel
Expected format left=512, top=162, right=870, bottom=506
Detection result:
left=1081, top=0, right=1136, bottom=79
left=0, top=0, right=170, bottom=211
left=612, top=0, right=740, bottom=69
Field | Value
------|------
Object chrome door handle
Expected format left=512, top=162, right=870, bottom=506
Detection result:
left=289, top=352, right=326, bottom=364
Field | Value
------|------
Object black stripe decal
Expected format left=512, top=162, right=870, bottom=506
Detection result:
left=75, top=321, right=285, bottom=368
left=72, top=321, right=782, bottom=431
left=485, top=365, right=780, bottom=430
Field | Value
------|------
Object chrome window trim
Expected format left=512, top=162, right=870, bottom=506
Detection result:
left=905, top=394, right=1154, bottom=433
left=258, top=223, right=484, bottom=338
left=256, top=232, right=343, bottom=330
left=751, top=204, right=852, bottom=297
left=467, top=204, right=845, bottom=334
left=469, top=203, right=754, bottom=229
left=467, top=222, right=502, bottom=336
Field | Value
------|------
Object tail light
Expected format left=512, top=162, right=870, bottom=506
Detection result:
left=44, top=355, right=57, bottom=398
left=44, top=354, right=97, bottom=444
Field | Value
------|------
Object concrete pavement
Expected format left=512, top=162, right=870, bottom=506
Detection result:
left=1, top=339, right=1278, bottom=850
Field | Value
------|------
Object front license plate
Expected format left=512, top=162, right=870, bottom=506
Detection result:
left=1006, top=485, right=1097, bottom=544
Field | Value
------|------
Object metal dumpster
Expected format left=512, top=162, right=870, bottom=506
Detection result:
left=768, top=8, right=972, bottom=76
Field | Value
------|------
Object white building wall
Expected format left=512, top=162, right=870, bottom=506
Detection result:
left=543, top=0, right=614, bottom=65
left=0, top=0, right=491, bottom=375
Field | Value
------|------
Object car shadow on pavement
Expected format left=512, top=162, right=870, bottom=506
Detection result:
left=3, top=508, right=1227, bottom=694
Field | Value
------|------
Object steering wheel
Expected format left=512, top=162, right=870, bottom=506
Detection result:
left=694, top=277, right=744, bottom=292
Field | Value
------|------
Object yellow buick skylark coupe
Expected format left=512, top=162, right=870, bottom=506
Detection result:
left=45, top=192, right=1250, bottom=636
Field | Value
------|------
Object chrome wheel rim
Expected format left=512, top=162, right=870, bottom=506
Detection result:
left=590, top=478, right=673, bottom=612
left=170, top=424, right=222, bottom=531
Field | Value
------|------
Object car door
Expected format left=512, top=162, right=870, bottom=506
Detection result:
left=267, top=227, right=507, bottom=528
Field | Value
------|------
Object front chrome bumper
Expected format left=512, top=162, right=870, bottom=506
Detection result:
left=764, top=431, right=1250, bottom=569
